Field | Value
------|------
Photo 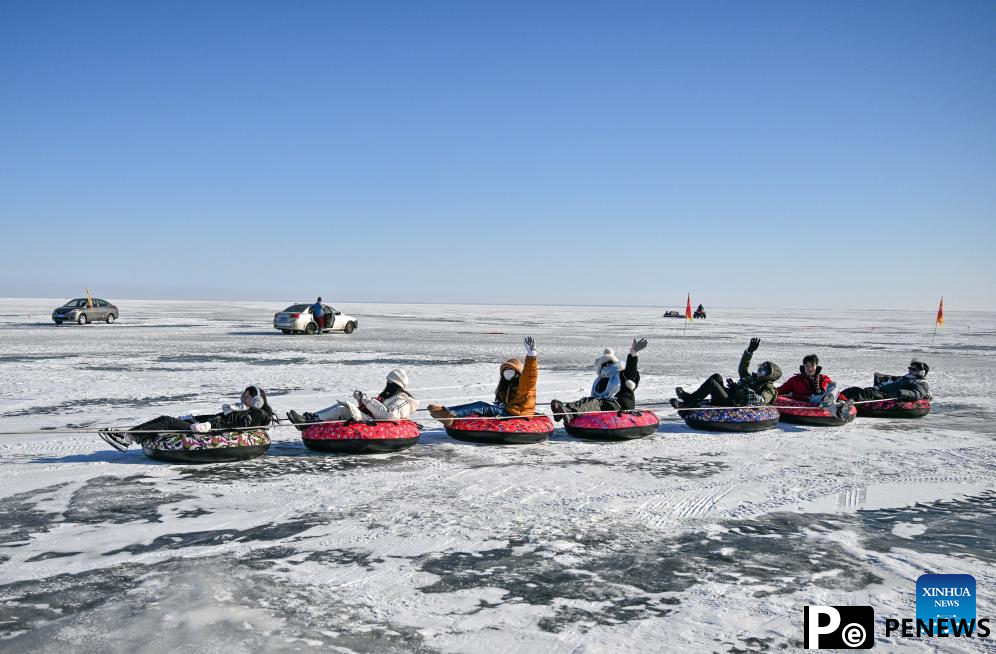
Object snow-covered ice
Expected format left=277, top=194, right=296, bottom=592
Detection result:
left=0, top=299, right=993, bottom=652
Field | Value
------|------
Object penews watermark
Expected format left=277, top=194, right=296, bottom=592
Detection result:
left=804, top=606, right=875, bottom=649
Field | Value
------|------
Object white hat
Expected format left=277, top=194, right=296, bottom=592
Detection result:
left=593, top=348, right=619, bottom=372
left=387, top=368, right=409, bottom=390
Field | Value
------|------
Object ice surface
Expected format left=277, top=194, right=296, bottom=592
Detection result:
left=0, top=299, right=993, bottom=652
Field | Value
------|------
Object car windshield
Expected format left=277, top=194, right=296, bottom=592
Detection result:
left=284, top=304, right=309, bottom=312
left=64, top=299, right=84, bottom=307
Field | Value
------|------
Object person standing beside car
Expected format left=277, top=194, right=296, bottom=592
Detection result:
left=312, top=297, right=324, bottom=332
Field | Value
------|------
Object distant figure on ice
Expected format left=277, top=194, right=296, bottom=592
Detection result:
left=840, top=360, right=931, bottom=403
left=428, top=337, right=539, bottom=425
left=777, top=354, right=853, bottom=419
left=285, top=368, right=418, bottom=429
left=98, top=386, right=275, bottom=451
left=670, top=338, right=781, bottom=408
left=312, top=297, right=325, bottom=332
left=550, top=338, right=648, bottom=422
left=694, top=304, right=706, bottom=319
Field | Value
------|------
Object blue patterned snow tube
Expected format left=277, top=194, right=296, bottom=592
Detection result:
left=678, top=405, right=780, bottom=433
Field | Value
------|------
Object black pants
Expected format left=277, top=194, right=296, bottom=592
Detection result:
left=686, top=374, right=738, bottom=407
left=128, top=415, right=208, bottom=443
left=840, top=386, right=889, bottom=402
left=562, top=397, right=621, bottom=419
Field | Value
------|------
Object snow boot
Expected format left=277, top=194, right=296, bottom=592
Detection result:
left=99, top=430, right=132, bottom=452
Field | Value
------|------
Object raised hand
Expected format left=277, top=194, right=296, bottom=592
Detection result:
left=631, top=337, right=649, bottom=353
left=747, top=337, right=761, bottom=353
left=524, top=336, right=536, bottom=353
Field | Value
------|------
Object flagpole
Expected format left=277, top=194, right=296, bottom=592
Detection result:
left=931, top=322, right=937, bottom=345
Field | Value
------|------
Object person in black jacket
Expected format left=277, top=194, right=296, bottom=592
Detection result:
left=98, top=385, right=275, bottom=451
left=550, top=338, right=648, bottom=422
left=670, top=338, right=781, bottom=408
left=840, top=360, right=931, bottom=402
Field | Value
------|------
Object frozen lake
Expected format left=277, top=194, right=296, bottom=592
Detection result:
left=0, top=299, right=993, bottom=652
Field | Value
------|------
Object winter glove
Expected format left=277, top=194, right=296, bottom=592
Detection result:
left=747, top=337, right=761, bottom=353
left=524, top=336, right=537, bottom=356
left=725, top=378, right=736, bottom=388
left=625, top=379, right=637, bottom=390
left=190, top=422, right=212, bottom=434
left=353, top=390, right=369, bottom=404
left=630, top=337, right=649, bottom=355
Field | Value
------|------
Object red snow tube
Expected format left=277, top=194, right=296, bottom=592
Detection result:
left=301, top=420, right=421, bottom=453
left=678, top=405, right=780, bottom=432
left=564, top=410, right=660, bottom=440
left=445, top=415, right=554, bottom=445
left=839, top=395, right=931, bottom=419
left=774, top=397, right=856, bottom=427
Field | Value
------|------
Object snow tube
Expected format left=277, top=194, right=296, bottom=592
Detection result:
left=445, top=415, right=554, bottom=445
left=678, top=405, right=780, bottom=432
left=141, top=429, right=270, bottom=464
left=843, top=396, right=931, bottom=419
left=301, top=419, right=421, bottom=453
left=774, top=397, right=856, bottom=427
left=564, top=410, right=660, bottom=440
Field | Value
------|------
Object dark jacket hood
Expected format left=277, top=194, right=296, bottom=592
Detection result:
left=758, top=361, right=782, bottom=383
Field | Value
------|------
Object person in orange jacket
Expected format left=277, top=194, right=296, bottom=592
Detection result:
left=428, top=337, right=538, bottom=425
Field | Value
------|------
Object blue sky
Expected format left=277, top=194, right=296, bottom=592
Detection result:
left=2, top=1, right=993, bottom=309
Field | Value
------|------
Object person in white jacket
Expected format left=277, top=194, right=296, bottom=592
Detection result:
left=285, top=369, right=418, bottom=429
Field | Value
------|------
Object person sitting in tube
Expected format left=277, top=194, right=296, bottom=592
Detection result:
left=670, top=338, right=781, bottom=408
left=98, top=385, right=275, bottom=451
left=285, top=368, right=418, bottom=430
left=839, top=360, right=931, bottom=403
left=550, top=338, right=648, bottom=423
left=777, top=353, right=853, bottom=419
left=428, top=337, right=538, bottom=426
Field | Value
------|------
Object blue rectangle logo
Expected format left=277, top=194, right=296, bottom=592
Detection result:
left=917, top=574, right=976, bottom=629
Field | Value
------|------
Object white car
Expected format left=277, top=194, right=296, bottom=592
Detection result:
left=273, top=303, right=358, bottom=335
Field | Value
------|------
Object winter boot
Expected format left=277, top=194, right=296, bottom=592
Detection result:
left=428, top=404, right=455, bottom=427
left=835, top=399, right=854, bottom=420
left=286, top=410, right=309, bottom=432
left=549, top=400, right=568, bottom=423
left=99, top=430, right=132, bottom=452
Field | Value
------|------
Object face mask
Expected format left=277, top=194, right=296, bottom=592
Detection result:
left=503, top=369, right=517, bottom=381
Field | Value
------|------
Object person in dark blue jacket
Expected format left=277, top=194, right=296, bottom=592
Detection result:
left=312, top=297, right=324, bottom=332
left=840, top=360, right=931, bottom=402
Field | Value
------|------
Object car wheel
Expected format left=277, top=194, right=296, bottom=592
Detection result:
left=53, top=320, right=63, bottom=325
left=305, top=323, right=317, bottom=335
left=77, top=313, right=88, bottom=325
left=281, top=329, right=291, bottom=334
left=106, top=313, right=116, bottom=324
left=344, top=322, right=355, bottom=334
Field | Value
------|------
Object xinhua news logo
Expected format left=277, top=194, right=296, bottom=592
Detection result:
left=804, top=606, right=875, bottom=649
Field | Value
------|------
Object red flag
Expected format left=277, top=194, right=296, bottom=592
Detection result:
left=685, top=293, right=693, bottom=322
left=936, top=297, right=944, bottom=327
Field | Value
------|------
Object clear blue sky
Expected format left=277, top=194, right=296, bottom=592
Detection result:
left=2, top=1, right=993, bottom=309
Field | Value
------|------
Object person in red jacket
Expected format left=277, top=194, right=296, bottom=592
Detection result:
left=777, top=354, right=852, bottom=418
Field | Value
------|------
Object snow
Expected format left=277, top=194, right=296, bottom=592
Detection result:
left=0, top=298, right=993, bottom=652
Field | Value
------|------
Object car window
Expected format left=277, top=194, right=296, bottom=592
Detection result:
left=97, top=299, right=109, bottom=307
left=323, top=305, right=332, bottom=314
left=74, top=299, right=86, bottom=307
left=284, top=304, right=309, bottom=312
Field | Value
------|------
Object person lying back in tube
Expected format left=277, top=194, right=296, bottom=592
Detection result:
left=839, top=360, right=931, bottom=403
left=285, top=368, right=418, bottom=430
left=777, top=353, right=853, bottom=419
left=670, top=338, right=782, bottom=409
left=98, top=385, right=275, bottom=451
left=428, top=337, right=538, bottom=426
left=550, top=337, right=648, bottom=423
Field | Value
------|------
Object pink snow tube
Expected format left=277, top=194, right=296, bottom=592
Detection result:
left=445, top=415, right=554, bottom=445
left=301, top=419, right=421, bottom=453
left=564, top=410, right=660, bottom=440
left=839, top=395, right=931, bottom=419
left=774, top=397, right=856, bottom=427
